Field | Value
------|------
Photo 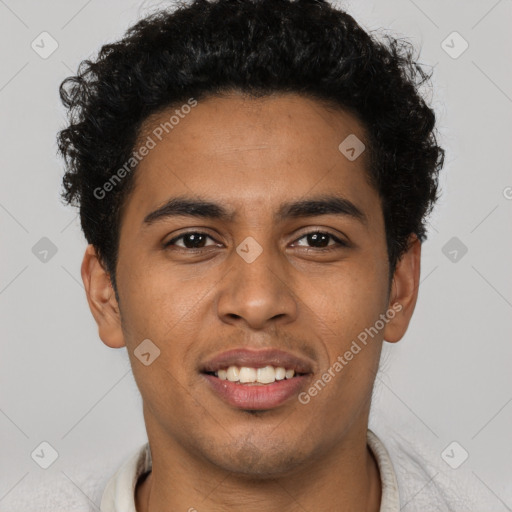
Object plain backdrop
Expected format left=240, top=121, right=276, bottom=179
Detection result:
left=0, top=0, right=511, bottom=510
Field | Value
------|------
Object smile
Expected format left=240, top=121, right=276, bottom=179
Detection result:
left=209, top=365, right=300, bottom=385
left=200, top=348, right=315, bottom=410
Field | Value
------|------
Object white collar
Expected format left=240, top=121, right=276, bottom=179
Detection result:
left=100, top=428, right=400, bottom=511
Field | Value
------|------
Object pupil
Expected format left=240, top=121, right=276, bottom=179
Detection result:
left=181, top=233, right=330, bottom=249
left=184, top=233, right=205, bottom=248
left=308, top=233, right=329, bottom=248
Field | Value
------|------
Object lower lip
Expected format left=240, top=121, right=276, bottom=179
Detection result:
left=202, top=374, right=310, bottom=410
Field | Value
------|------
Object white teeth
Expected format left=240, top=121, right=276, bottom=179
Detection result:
left=214, top=365, right=298, bottom=384
left=256, top=365, right=276, bottom=384
left=239, top=367, right=257, bottom=383
left=275, top=367, right=286, bottom=380
left=226, top=366, right=239, bottom=382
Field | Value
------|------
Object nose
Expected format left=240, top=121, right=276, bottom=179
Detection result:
left=216, top=240, right=298, bottom=330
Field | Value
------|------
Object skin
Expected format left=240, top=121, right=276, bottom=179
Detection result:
left=81, top=92, right=421, bottom=512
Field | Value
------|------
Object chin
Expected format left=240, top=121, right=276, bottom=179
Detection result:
left=206, top=439, right=311, bottom=479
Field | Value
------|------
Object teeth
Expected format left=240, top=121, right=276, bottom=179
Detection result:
left=275, top=367, right=286, bottom=380
left=257, top=365, right=276, bottom=384
left=239, top=367, right=257, bottom=383
left=285, top=369, right=295, bottom=379
left=226, top=366, right=239, bottom=382
left=215, top=365, right=298, bottom=384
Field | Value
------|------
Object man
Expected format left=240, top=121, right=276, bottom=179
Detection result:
left=57, top=0, right=446, bottom=510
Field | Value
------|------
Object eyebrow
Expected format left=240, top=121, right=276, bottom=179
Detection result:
left=143, top=195, right=367, bottom=226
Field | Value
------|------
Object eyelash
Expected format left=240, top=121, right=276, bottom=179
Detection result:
left=164, top=231, right=348, bottom=252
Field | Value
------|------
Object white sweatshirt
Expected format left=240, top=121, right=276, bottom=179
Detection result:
left=99, top=429, right=400, bottom=511
left=1, top=428, right=501, bottom=511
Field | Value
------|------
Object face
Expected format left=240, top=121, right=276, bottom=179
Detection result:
left=83, top=92, right=420, bottom=478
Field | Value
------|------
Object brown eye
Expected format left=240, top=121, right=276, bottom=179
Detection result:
left=165, top=232, right=218, bottom=249
left=293, top=231, right=348, bottom=250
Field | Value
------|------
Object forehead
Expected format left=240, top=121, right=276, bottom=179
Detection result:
left=125, top=92, right=380, bottom=225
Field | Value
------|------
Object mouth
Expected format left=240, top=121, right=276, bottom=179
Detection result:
left=200, top=348, right=314, bottom=410
left=203, top=365, right=307, bottom=384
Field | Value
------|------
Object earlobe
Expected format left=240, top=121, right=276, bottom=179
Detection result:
left=81, top=245, right=126, bottom=348
left=383, top=234, right=421, bottom=343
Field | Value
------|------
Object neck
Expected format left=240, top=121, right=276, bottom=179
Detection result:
left=135, top=425, right=382, bottom=512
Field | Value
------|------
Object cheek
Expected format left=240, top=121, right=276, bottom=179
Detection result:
left=118, top=264, right=211, bottom=394
left=315, top=260, right=389, bottom=338
left=119, top=271, right=201, bottom=417
left=117, top=255, right=196, bottom=336
left=302, top=256, right=389, bottom=402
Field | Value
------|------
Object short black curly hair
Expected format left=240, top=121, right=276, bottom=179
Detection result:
left=58, top=0, right=444, bottom=293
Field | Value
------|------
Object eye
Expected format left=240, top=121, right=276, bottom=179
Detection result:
left=293, top=231, right=348, bottom=250
left=164, top=232, right=219, bottom=249
left=163, top=230, right=349, bottom=252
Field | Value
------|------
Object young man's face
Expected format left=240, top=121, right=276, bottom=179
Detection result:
left=83, top=93, right=419, bottom=477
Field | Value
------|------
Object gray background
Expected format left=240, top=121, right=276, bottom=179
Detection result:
left=0, top=0, right=511, bottom=510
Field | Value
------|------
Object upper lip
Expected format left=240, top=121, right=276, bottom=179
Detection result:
left=200, top=348, right=315, bottom=374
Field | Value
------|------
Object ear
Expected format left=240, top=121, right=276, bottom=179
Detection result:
left=382, top=234, right=421, bottom=343
left=81, top=244, right=125, bottom=348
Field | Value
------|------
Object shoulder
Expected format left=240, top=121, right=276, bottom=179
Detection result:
left=373, top=424, right=495, bottom=511
left=0, top=463, right=114, bottom=512
left=100, top=442, right=151, bottom=512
